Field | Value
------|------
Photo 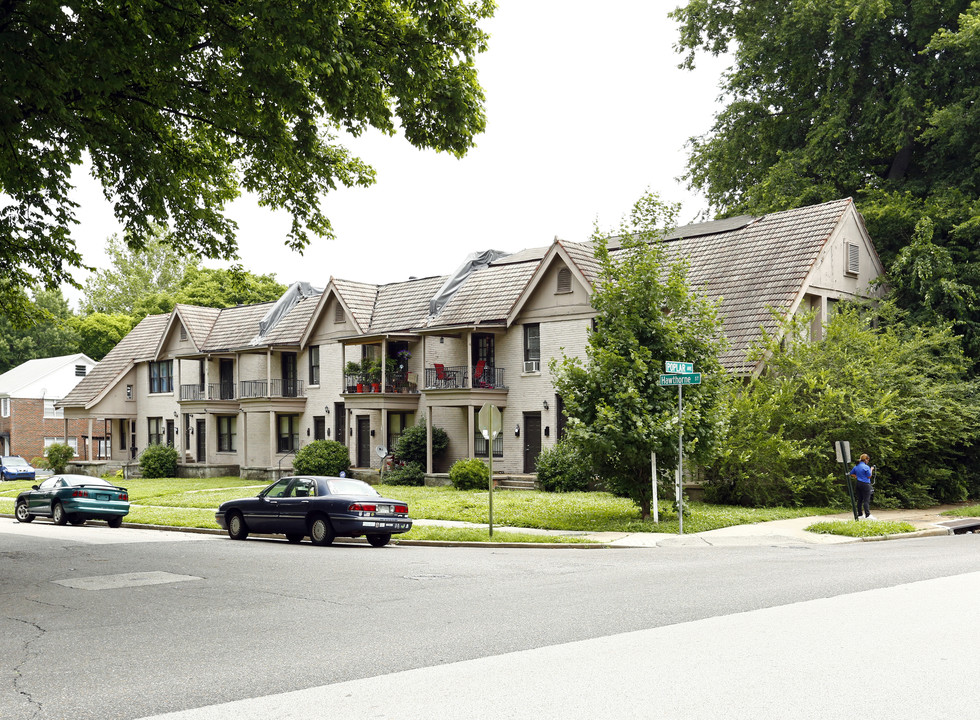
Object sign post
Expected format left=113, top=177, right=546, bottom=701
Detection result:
left=479, top=403, right=502, bottom=538
left=835, top=440, right=858, bottom=520
left=659, top=362, right=702, bottom=534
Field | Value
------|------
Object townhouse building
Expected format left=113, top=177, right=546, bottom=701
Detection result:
left=59, top=198, right=883, bottom=480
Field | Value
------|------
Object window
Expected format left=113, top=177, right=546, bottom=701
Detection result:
left=149, top=361, right=173, bottom=393
left=126, top=385, right=133, bottom=399
left=474, top=410, right=503, bottom=458
left=845, top=242, right=860, bottom=276
left=277, top=414, right=299, bottom=453
left=148, top=417, right=163, bottom=446
left=45, top=437, right=79, bottom=456
left=556, top=267, right=572, bottom=293
left=523, top=324, right=540, bottom=373
left=43, top=399, right=64, bottom=419
left=75, top=364, right=87, bottom=376
left=308, top=345, right=320, bottom=386
left=1, top=397, right=8, bottom=417
left=119, top=419, right=127, bottom=450
left=217, top=416, right=237, bottom=452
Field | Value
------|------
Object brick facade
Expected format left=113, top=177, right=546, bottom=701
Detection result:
left=2, top=398, right=107, bottom=464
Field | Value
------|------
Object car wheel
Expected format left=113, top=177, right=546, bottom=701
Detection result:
left=15, top=501, right=34, bottom=523
left=68, top=515, right=86, bottom=526
left=367, top=533, right=392, bottom=548
left=52, top=502, right=68, bottom=526
left=227, top=512, right=249, bottom=540
left=309, top=515, right=335, bottom=546
left=285, top=533, right=304, bottom=544
left=107, top=516, right=123, bottom=529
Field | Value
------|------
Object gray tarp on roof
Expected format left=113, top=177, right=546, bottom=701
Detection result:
left=250, top=281, right=322, bottom=345
left=429, top=249, right=509, bottom=317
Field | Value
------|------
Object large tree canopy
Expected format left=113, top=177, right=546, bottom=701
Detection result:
left=672, top=0, right=980, bottom=364
left=1, top=0, right=494, bottom=320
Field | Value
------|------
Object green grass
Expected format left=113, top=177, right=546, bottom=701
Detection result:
left=805, top=519, right=918, bottom=537
left=942, top=504, right=980, bottom=518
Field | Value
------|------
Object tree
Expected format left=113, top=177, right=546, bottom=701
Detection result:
left=672, top=1, right=980, bottom=364
left=1, top=0, right=495, bottom=322
left=81, top=229, right=197, bottom=315
left=705, top=304, right=980, bottom=508
left=72, top=312, right=137, bottom=361
left=174, top=266, right=286, bottom=308
left=0, top=288, right=80, bottom=373
left=551, top=193, right=728, bottom=519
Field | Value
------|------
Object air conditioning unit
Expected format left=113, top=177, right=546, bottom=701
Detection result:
left=523, top=360, right=540, bottom=373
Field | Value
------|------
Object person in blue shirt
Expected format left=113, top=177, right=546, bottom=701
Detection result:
left=849, top=453, right=875, bottom=520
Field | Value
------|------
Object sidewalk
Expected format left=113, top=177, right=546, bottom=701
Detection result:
left=411, top=505, right=966, bottom=548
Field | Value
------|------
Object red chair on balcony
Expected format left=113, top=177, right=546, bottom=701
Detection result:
left=434, top=363, right=452, bottom=388
left=473, top=360, right=492, bottom=388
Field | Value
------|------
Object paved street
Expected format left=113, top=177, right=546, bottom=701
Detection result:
left=2, top=518, right=978, bottom=719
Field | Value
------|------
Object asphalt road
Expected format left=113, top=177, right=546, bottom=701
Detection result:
left=2, top=518, right=978, bottom=719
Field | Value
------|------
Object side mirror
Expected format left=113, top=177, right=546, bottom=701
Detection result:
left=32, top=485, right=39, bottom=490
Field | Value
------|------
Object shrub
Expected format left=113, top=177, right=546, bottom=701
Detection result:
left=384, top=461, right=425, bottom=486
left=140, top=444, right=179, bottom=478
left=293, top=440, right=351, bottom=476
left=45, top=443, right=75, bottom=474
left=535, top=439, right=592, bottom=492
left=393, top=422, right=449, bottom=466
left=450, top=458, right=489, bottom=490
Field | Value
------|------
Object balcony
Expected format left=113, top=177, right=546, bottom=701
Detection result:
left=180, top=382, right=237, bottom=401
left=424, top=364, right=506, bottom=390
left=344, top=371, right=419, bottom=395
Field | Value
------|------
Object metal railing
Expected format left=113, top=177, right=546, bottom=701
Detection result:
left=344, top=371, right=418, bottom=394
left=424, top=365, right=506, bottom=390
left=239, top=379, right=305, bottom=399
left=180, top=384, right=205, bottom=401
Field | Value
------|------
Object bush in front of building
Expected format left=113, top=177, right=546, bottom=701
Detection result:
left=293, top=440, right=351, bottom=476
left=393, top=422, right=449, bottom=466
left=383, top=461, right=425, bottom=486
left=449, top=458, right=489, bottom=490
left=45, top=443, right=75, bottom=475
left=140, top=444, right=179, bottom=478
left=535, top=438, right=593, bottom=492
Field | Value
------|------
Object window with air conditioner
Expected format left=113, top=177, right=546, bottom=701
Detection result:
left=523, top=324, right=540, bottom=373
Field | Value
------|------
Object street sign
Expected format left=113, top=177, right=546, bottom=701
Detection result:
left=665, top=361, right=694, bottom=374
left=478, top=403, right=501, bottom=440
left=659, top=373, right=701, bottom=386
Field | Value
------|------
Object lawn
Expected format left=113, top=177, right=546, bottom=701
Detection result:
left=1, top=475, right=839, bottom=538
left=805, top=519, right=918, bottom=537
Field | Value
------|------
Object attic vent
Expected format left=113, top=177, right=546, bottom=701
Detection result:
left=334, top=302, right=344, bottom=323
left=845, top=242, right=860, bottom=276
left=180, top=325, right=188, bottom=341
left=75, top=364, right=86, bottom=376
left=556, top=267, right=572, bottom=293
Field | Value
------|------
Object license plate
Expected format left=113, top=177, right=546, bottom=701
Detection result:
left=376, top=504, right=392, bottom=514
left=96, top=494, right=109, bottom=501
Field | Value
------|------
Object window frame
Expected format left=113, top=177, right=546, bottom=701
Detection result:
left=149, top=360, right=174, bottom=394
left=308, top=345, right=320, bottom=386
left=217, top=415, right=237, bottom=453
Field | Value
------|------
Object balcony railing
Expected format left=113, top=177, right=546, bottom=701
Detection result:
left=180, top=384, right=205, bottom=401
left=209, top=382, right=237, bottom=400
left=239, top=379, right=305, bottom=399
left=424, top=365, right=506, bottom=390
left=344, top=371, right=419, bottom=394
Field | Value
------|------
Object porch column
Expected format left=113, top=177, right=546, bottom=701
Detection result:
left=241, top=410, right=248, bottom=471
left=175, top=359, right=181, bottom=399
left=467, top=406, right=475, bottom=459
left=426, top=412, right=433, bottom=475
left=466, top=331, right=473, bottom=388
left=381, top=338, right=388, bottom=391
left=87, top=418, right=94, bottom=460
left=63, top=417, right=68, bottom=443
left=269, top=411, right=276, bottom=471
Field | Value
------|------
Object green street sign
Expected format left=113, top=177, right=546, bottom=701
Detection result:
left=665, top=361, right=694, bottom=374
left=659, top=373, right=701, bottom=386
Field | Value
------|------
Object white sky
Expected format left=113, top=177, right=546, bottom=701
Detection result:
left=65, top=1, right=729, bottom=309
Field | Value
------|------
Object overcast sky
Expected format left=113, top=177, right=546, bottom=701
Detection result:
left=65, top=1, right=729, bottom=308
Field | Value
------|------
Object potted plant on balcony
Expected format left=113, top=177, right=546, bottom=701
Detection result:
left=345, top=360, right=363, bottom=393
left=366, top=358, right=382, bottom=392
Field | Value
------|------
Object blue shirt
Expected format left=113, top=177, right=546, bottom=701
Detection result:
left=849, top=461, right=872, bottom=483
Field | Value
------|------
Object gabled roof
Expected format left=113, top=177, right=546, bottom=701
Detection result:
left=331, top=279, right=379, bottom=333
left=0, top=353, right=96, bottom=398
left=60, top=315, right=169, bottom=409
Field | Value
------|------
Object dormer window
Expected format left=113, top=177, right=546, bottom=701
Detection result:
left=556, top=267, right=572, bottom=293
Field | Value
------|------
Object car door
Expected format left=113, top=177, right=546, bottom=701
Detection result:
left=244, top=478, right=292, bottom=532
left=30, top=478, right=61, bottom=516
left=274, top=477, right=316, bottom=534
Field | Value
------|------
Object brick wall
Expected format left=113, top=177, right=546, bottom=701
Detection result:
left=7, top=398, right=107, bottom=463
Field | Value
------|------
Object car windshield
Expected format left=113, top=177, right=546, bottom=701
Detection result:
left=3, top=457, right=30, bottom=467
left=62, top=476, right=113, bottom=487
left=324, top=479, right=379, bottom=496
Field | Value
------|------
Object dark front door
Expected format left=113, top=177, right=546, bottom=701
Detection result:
left=196, top=420, right=206, bottom=462
left=356, top=416, right=371, bottom=467
left=334, top=403, right=345, bottom=441
left=219, top=359, right=234, bottom=399
left=523, top=412, right=542, bottom=473
left=281, top=353, right=297, bottom=397
left=166, top=419, right=175, bottom=447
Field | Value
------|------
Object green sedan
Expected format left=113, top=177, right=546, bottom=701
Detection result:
left=15, top=474, right=130, bottom=528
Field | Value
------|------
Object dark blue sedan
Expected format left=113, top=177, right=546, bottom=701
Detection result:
left=1, top=455, right=36, bottom=482
left=15, top=474, right=130, bottom=527
left=216, top=476, right=412, bottom=547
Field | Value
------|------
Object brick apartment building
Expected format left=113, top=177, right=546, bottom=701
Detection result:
left=0, top=354, right=100, bottom=464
